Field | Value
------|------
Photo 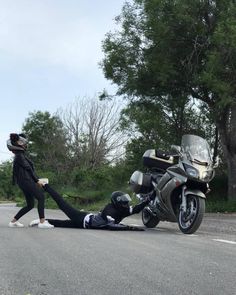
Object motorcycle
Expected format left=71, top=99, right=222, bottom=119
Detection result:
left=129, top=134, right=216, bottom=234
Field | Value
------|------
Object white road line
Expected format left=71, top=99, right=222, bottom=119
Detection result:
left=213, top=239, right=236, bottom=245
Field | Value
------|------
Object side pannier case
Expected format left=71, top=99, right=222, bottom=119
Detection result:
left=129, top=170, right=152, bottom=194
left=143, top=149, right=175, bottom=171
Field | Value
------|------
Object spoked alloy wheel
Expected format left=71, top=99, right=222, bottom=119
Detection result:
left=142, top=207, right=160, bottom=228
left=178, top=195, right=205, bottom=234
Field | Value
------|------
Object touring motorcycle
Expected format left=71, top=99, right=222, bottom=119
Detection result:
left=129, top=134, right=216, bottom=234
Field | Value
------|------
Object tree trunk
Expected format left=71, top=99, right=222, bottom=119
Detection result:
left=217, top=104, right=236, bottom=201
left=212, top=126, right=219, bottom=165
left=227, top=155, right=236, bottom=201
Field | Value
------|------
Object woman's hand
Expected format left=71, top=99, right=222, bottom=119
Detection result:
left=37, top=180, right=44, bottom=187
left=37, top=178, right=49, bottom=187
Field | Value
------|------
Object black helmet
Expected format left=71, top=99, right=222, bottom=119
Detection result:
left=7, top=133, right=28, bottom=152
left=111, top=191, right=131, bottom=209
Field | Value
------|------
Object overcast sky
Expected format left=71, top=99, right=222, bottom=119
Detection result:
left=0, top=0, right=127, bottom=162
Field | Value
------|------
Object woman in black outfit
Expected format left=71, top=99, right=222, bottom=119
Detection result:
left=30, top=182, right=154, bottom=230
left=7, top=133, right=53, bottom=229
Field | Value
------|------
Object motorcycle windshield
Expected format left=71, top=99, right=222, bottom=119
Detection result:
left=181, top=135, right=212, bottom=164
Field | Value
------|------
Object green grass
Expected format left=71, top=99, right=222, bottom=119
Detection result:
left=44, top=195, right=110, bottom=212
left=7, top=189, right=236, bottom=214
left=0, top=200, right=16, bottom=204
left=206, top=199, right=236, bottom=213
left=13, top=188, right=138, bottom=212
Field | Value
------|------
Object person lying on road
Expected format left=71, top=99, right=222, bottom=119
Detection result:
left=30, top=181, right=155, bottom=231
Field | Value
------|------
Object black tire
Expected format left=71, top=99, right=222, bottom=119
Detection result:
left=178, top=195, right=205, bottom=234
left=142, top=207, right=160, bottom=228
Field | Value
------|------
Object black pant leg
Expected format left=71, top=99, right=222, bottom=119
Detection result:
left=18, top=181, right=45, bottom=219
left=32, top=185, right=45, bottom=219
left=14, top=188, right=35, bottom=220
left=47, top=219, right=80, bottom=228
left=44, top=185, right=88, bottom=226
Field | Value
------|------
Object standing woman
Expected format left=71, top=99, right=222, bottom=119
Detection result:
left=7, top=133, right=53, bottom=228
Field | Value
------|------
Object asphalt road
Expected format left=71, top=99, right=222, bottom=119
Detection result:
left=0, top=204, right=235, bottom=295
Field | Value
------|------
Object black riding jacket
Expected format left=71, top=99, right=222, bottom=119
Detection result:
left=100, top=200, right=150, bottom=224
left=12, top=151, right=39, bottom=185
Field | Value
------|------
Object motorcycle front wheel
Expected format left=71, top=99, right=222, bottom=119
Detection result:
left=178, top=195, right=205, bottom=234
left=142, top=207, right=160, bottom=228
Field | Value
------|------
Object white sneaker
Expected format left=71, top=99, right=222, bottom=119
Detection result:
left=9, top=221, right=24, bottom=228
left=38, top=220, right=54, bottom=229
left=29, top=219, right=40, bottom=227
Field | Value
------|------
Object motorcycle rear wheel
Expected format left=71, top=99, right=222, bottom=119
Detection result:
left=178, top=195, right=205, bottom=234
left=142, top=207, right=160, bottom=228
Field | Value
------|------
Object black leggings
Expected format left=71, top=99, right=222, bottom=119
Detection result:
left=44, top=185, right=88, bottom=228
left=15, top=181, right=45, bottom=220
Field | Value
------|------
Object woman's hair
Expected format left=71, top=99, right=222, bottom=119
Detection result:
left=10, top=133, right=20, bottom=143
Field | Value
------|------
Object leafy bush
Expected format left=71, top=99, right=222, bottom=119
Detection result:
left=0, top=161, right=22, bottom=200
left=208, top=174, right=228, bottom=201
left=1, top=157, right=235, bottom=213
left=70, top=163, right=130, bottom=191
left=206, top=200, right=236, bottom=213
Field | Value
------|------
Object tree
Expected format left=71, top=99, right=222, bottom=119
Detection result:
left=101, top=0, right=236, bottom=200
left=58, top=97, right=126, bottom=169
left=22, top=111, right=68, bottom=175
left=120, top=97, right=214, bottom=169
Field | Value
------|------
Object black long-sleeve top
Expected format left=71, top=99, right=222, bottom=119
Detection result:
left=101, top=199, right=149, bottom=224
left=12, top=151, right=39, bottom=185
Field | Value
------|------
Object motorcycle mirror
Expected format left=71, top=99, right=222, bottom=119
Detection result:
left=170, top=145, right=181, bottom=154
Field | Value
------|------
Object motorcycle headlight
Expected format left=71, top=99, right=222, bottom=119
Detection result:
left=202, top=170, right=213, bottom=181
left=185, top=166, right=199, bottom=178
